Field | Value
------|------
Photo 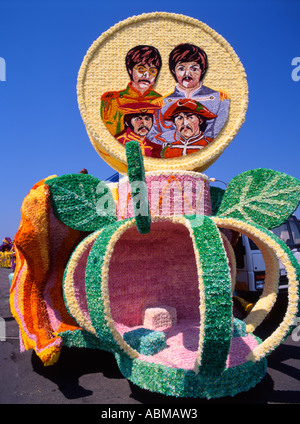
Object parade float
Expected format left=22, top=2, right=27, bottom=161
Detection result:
left=10, top=13, right=300, bottom=399
left=0, top=237, right=15, bottom=269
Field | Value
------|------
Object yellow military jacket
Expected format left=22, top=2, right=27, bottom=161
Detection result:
left=101, top=82, right=163, bottom=136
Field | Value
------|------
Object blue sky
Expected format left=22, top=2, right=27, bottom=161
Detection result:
left=1, top=0, right=300, bottom=240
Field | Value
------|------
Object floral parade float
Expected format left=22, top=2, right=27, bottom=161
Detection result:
left=0, top=237, right=15, bottom=269
left=10, top=13, right=300, bottom=398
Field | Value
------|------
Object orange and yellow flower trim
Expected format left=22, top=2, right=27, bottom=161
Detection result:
left=10, top=178, right=86, bottom=365
left=213, top=217, right=300, bottom=361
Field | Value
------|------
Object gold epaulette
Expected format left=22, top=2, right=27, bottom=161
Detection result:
left=219, top=90, right=230, bottom=101
left=101, top=91, right=119, bottom=101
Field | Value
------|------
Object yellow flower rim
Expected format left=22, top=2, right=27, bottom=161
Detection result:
left=77, top=12, right=248, bottom=174
left=213, top=217, right=299, bottom=362
left=63, top=230, right=102, bottom=336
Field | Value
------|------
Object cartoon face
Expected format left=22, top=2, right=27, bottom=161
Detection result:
left=130, top=62, right=158, bottom=92
left=100, top=45, right=163, bottom=140
left=129, top=113, right=153, bottom=136
left=174, top=61, right=202, bottom=89
left=174, top=112, right=202, bottom=139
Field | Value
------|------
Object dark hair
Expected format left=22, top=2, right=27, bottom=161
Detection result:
left=124, top=113, right=153, bottom=131
left=169, top=43, right=208, bottom=81
left=125, top=45, right=162, bottom=79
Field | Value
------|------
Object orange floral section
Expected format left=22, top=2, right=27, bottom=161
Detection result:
left=10, top=178, right=85, bottom=365
left=48, top=213, right=86, bottom=335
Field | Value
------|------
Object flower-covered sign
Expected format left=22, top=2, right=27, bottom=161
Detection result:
left=77, top=12, right=248, bottom=174
left=100, top=43, right=229, bottom=160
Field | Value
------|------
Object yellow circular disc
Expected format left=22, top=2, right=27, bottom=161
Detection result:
left=77, top=12, right=248, bottom=174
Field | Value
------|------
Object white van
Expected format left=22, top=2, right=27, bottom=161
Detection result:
left=234, top=215, right=300, bottom=294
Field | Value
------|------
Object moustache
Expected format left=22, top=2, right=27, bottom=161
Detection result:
left=137, top=126, right=150, bottom=132
left=138, top=79, right=151, bottom=84
left=180, top=125, right=192, bottom=132
left=182, top=76, right=193, bottom=82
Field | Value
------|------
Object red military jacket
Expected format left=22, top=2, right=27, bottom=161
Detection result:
left=162, top=133, right=213, bottom=158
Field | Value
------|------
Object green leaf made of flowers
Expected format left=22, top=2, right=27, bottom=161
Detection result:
left=126, top=141, right=151, bottom=234
left=210, top=186, right=225, bottom=215
left=46, top=174, right=117, bottom=232
left=216, top=168, right=300, bottom=229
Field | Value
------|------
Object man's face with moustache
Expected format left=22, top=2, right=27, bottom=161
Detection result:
left=130, top=62, right=158, bottom=94
left=130, top=114, right=153, bottom=136
left=174, top=112, right=202, bottom=140
left=174, top=61, right=202, bottom=90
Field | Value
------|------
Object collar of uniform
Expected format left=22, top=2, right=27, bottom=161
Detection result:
left=127, top=81, right=155, bottom=98
left=124, top=127, right=144, bottom=141
left=174, top=82, right=203, bottom=98
left=177, top=132, right=204, bottom=145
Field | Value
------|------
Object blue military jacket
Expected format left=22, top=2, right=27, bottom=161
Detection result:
left=148, top=84, right=230, bottom=145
